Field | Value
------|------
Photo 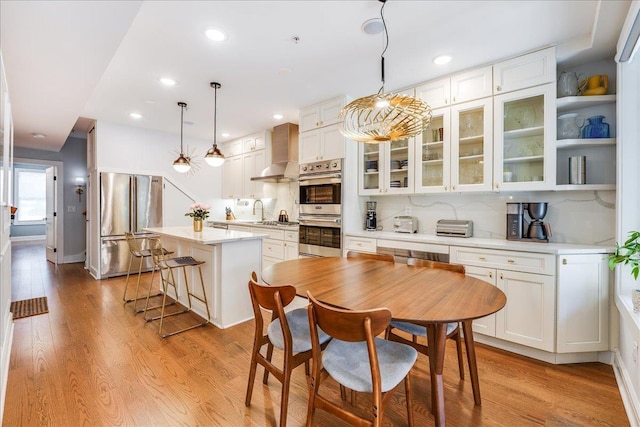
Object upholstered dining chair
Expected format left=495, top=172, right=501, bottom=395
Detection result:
left=306, top=292, right=417, bottom=427
left=346, top=250, right=395, bottom=263
left=386, top=257, right=467, bottom=379
left=245, top=273, right=330, bottom=427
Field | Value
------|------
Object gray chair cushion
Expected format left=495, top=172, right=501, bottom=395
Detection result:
left=267, top=308, right=330, bottom=353
left=322, top=337, right=417, bottom=393
left=390, top=320, right=458, bottom=337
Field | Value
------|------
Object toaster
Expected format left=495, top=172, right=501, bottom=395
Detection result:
left=393, top=216, right=418, bottom=233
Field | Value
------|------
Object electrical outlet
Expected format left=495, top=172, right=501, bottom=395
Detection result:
left=67, top=206, right=76, bottom=213
left=633, top=341, right=638, bottom=364
left=405, top=206, right=411, bottom=215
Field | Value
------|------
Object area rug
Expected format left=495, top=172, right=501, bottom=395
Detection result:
left=11, top=296, right=49, bottom=320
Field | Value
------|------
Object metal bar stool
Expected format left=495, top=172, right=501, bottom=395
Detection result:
left=123, top=232, right=171, bottom=313
left=145, top=238, right=211, bottom=338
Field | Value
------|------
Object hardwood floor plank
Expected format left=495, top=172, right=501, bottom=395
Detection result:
left=2, top=241, right=630, bottom=426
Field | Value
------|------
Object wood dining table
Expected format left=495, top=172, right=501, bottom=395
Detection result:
left=262, top=256, right=507, bottom=427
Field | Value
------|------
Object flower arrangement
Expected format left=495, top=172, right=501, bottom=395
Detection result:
left=185, top=203, right=211, bottom=220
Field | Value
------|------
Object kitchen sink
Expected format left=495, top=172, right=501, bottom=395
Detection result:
left=251, top=220, right=298, bottom=226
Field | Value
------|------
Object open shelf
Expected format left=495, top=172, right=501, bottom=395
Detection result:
left=504, top=126, right=544, bottom=139
left=556, top=95, right=616, bottom=113
left=556, top=138, right=616, bottom=150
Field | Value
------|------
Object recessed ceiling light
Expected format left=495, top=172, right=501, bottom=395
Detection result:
left=129, top=112, right=142, bottom=120
left=205, top=28, right=227, bottom=42
left=273, top=113, right=284, bottom=120
left=32, top=133, right=46, bottom=139
left=160, top=77, right=176, bottom=86
left=221, top=132, right=230, bottom=138
left=362, top=18, right=384, bottom=35
left=433, top=55, right=452, bottom=65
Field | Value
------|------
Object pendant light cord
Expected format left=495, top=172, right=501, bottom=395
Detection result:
left=213, top=85, right=218, bottom=148
left=378, top=0, right=389, bottom=95
left=180, top=103, right=185, bottom=154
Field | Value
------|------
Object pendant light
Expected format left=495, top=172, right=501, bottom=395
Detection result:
left=173, top=101, right=191, bottom=173
left=339, top=0, right=432, bottom=143
left=205, top=82, right=225, bottom=167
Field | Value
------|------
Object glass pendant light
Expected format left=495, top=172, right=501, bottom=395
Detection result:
left=173, top=101, right=191, bottom=173
left=205, top=82, right=225, bottom=167
left=339, top=0, right=432, bottom=143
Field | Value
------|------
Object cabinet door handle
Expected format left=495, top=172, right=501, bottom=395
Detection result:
left=479, top=256, right=486, bottom=261
left=452, top=96, right=456, bottom=102
left=489, top=271, right=493, bottom=278
left=444, top=98, right=448, bottom=104
left=562, top=258, right=567, bottom=265
left=500, top=273, right=504, bottom=280
left=444, top=185, right=448, bottom=191
left=452, top=185, right=456, bottom=191
left=496, top=85, right=502, bottom=92
left=507, top=259, right=515, bottom=263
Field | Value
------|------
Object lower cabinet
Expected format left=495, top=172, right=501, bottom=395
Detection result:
left=465, top=265, right=497, bottom=336
left=227, top=224, right=299, bottom=271
left=343, top=235, right=377, bottom=255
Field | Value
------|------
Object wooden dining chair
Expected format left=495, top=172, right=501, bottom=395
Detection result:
left=386, top=258, right=467, bottom=380
left=346, top=250, right=395, bottom=262
left=306, top=292, right=417, bottom=427
left=245, top=273, right=329, bottom=427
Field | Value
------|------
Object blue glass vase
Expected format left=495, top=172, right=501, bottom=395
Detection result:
left=581, top=115, right=610, bottom=139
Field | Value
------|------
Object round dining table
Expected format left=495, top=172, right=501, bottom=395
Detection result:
left=262, top=256, right=507, bottom=427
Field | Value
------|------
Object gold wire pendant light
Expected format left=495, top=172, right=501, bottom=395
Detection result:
left=339, top=0, right=431, bottom=143
left=173, top=101, right=192, bottom=173
left=205, top=82, right=225, bottom=167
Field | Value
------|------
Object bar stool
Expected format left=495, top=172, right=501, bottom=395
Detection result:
left=122, top=232, right=169, bottom=313
left=145, top=238, right=211, bottom=338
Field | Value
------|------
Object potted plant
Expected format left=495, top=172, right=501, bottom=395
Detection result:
left=185, top=203, right=211, bottom=232
left=609, top=231, right=640, bottom=311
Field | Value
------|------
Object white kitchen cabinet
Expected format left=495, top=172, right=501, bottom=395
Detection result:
left=243, top=134, right=266, bottom=152
left=415, top=78, right=451, bottom=109
left=359, top=137, right=414, bottom=195
left=465, top=265, right=497, bottom=337
left=493, top=46, right=556, bottom=94
left=284, top=230, right=299, bottom=260
left=556, top=254, right=609, bottom=353
left=299, top=124, right=346, bottom=163
left=493, top=83, right=556, bottom=191
left=495, top=269, right=556, bottom=352
left=221, top=155, right=243, bottom=199
left=343, top=235, right=377, bottom=254
left=242, top=149, right=266, bottom=199
left=299, top=96, right=347, bottom=133
left=450, top=66, right=493, bottom=104
left=222, top=138, right=243, bottom=157
left=414, top=107, right=451, bottom=193
left=555, top=95, right=616, bottom=190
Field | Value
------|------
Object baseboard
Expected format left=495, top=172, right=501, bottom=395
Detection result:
left=10, top=235, right=45, bottom=242
left=614, top=349, right=640, bottom=426
left=0, top=311, right=14, bottom=425
left=62, top=254, right=86, bottom=264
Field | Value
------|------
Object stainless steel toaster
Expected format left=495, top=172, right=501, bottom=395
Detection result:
left=436, top=219, right=473, bottom=238
left=393, top=216, right=418, bottom=233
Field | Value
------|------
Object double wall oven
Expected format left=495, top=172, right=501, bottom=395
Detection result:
left=298, top=159, right=343, bottom=257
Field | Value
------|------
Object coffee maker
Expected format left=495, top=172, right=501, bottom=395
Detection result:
left=365, top=201, right=377, bottom=231
left=506, top=202, right=552, bottom=242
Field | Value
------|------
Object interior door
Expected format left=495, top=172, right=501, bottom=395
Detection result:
left=45, top=166, right=57, bottom=264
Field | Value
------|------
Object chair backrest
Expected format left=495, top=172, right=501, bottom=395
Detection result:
left=346, top=251, right=395, bottom=263
left=248, top=276, right=297, bottom=348
left=148, top=238, right=170, bottom=269
left=407, top=257, right=465, bottom=274
left=124, top=231, right=143, bottom=255
left=307, top=292, right=391, bottom=342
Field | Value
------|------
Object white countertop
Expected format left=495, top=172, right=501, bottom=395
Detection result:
left=346, top=230, right=613, bottom=255
left=144, top=226, right=267, bottom=245
left=208, top=219, right=299, bottom=231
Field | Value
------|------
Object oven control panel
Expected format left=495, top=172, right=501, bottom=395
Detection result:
left=299, top=158, right=342, bottom=176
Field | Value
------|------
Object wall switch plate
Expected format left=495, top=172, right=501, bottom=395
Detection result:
left=67, top=206, right=76, bottom=213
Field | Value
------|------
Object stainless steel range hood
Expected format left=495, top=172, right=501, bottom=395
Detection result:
left=251, top=123, right=299, bottom=182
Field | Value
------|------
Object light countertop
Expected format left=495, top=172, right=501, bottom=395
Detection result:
left=143, top=226, right=267, bottom=245
left=345, top=230, right=614, bottom=255
left=208, top=219, right=299, bottom=231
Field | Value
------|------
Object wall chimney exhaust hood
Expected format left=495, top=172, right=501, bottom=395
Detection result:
left=251, top=123, right=299, bottom=182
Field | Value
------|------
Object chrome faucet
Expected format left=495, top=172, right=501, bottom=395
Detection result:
left=252, top=199, right=265, bottom=222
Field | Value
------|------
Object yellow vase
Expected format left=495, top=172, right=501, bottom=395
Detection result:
left=193, top=218, right=203, bottom=232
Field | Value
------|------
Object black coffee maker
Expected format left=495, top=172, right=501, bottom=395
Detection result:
left=365, top=201, right=377, bottom=231
left=506, top=202, right=552, bottom=242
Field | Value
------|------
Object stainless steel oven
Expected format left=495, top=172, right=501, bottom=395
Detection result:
left=298, top=159, right=343, bottom=257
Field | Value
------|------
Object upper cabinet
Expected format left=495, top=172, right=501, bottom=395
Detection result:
left=359, top=137, right=415, bottom=195
left=415, top=66, right=492, bottom=109
left=493, top=47, right=556, bottom=94
left=299, top=96, right=348, bottom=133
left=299, top=96, right=351, bottom=163
left=221, top=130, right=271, bottom=199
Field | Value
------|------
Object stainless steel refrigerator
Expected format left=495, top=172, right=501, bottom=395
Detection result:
left=100, top=172, right=163, bottom=277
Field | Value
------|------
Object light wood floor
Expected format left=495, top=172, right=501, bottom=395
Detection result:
left=3, top=240, right=630, bottom=426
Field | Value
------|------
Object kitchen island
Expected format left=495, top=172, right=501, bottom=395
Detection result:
left=143, top=226, right=266, bottom=329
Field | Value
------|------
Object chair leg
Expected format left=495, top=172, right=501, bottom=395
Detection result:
left=122, top=254, right=135, bottom=302
left=245, top=340, right=261, bottom=406
left=405, top=373, right=414, bottom=427
left=263, top=342, right=274, bottom=384
left=280, top=367, right=292, bottom=427
left=455, top=326, right=465, bottom=380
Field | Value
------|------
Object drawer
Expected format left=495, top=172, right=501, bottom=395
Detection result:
left=344, top=235, right=377, bottom=254
left=284, top=230, right=299, bottom=243
left=263, top=238, right=285, bottom=260
left=450, top=246, right=555, bottom=275
left=251, top=227, right=285, bottom=240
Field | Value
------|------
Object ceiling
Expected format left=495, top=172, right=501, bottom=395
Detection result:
left=0, top=0, right=631, bottom=152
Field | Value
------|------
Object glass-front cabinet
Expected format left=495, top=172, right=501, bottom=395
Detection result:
left=415, top=108, right=450, bottom=193
left=360, top=138, right=414, bottom=195
left=451, top=98, right=493, bottom=191
left=493, top=83, right=556, bottom=191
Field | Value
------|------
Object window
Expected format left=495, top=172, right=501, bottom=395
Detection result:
left=14, top=167, right=46, bottom=224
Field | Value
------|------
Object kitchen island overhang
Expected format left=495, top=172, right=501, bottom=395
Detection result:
left=143, top=226, right=267, bottom=329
